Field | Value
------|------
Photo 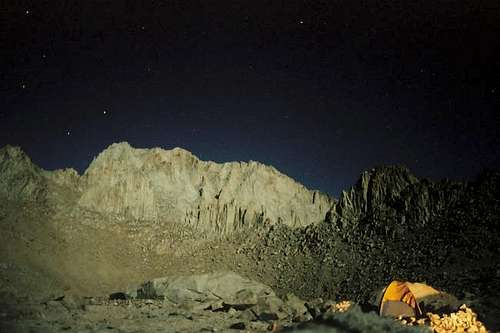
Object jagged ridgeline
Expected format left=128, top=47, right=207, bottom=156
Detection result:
left=0, top=142, right=333, bottom=234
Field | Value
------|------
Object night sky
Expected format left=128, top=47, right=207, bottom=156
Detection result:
left=1, top=1, right=499, bottom=196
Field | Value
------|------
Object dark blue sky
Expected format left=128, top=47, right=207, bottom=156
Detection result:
left=1, top=1, right=499, bottom=196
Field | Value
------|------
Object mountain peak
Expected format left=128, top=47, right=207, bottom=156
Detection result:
left=0, top=145, right=45, bottom=201
left=77, top=142, right=332, bottom=231
left=0, top=144, right=40, bottom=172
left=0, top=144, right=29, bottom=160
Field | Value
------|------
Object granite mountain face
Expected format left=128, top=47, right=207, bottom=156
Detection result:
left=0, top=142, right=333, bottom=234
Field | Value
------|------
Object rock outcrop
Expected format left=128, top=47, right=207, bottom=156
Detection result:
left=77, top=142, right=332, bottom=232
left=0, top=145, right=82, bottom=208
left=119, top=272, right=312, bottom=323
left=325, top=165, right=469, bottom=234
left=0, top=142, right=333, bottom=233
left=126, top=271, right=275, bottom=306
left=0, top=145, right=47, bottom=201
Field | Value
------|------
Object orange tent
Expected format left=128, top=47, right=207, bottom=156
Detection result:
left=379, top=281, right=440, bottom=317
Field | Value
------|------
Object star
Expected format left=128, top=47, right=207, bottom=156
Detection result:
left=103, top=110, right=107, bottom=115
left=25, top=10, right=30, bottom=15
left=20, top=83, right=26, bottom=89
left=299, top=19, right=304, bottom=24
left=66, top=130, right=71, bottom=136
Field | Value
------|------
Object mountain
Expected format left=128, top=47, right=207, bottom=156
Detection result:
left=0, top=142, right=333, bottom=234
left=1, top=144, right=500, bottom=331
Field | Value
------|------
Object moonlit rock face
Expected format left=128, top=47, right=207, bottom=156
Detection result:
left=0, top=142, right=332, bottom=233
left=0, top=145, right=46, bottom=201
left=76, top=142, right=333, bottom=233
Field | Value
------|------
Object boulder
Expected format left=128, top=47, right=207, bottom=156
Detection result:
left=305, top=298, right=324, bottom=319
left=284, top=293, right=311, bottom=322
left=127, top=272, right=275, bottom=308
left=251, top=295, right=287, bottom=321
left=225, top=288, right=260, bottom=310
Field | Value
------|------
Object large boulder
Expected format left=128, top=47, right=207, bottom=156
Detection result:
left=127, top=271, right=275, bottom=308
left=122, top=272, right=316, bottom=322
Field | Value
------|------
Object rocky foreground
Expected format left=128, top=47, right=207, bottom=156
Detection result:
left=0, top=271, right=490, bottom=333
left=0, top=143, right=499, bottom=332
left=0, top=272, right=442, bottom=332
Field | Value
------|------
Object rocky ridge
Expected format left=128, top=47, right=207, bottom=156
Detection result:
left=0, top=143, right=333, bottom=234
